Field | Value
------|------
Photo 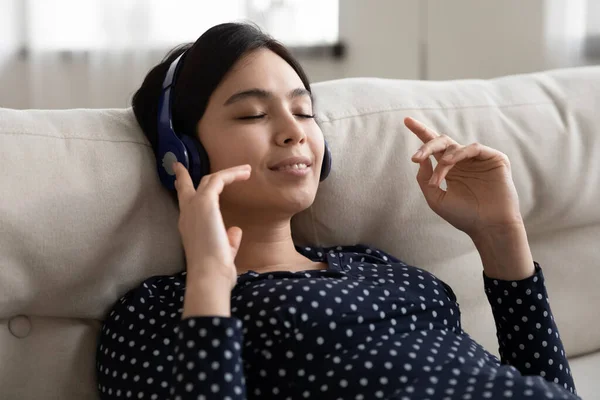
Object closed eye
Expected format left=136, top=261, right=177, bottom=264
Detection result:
left=237, top=114, right=315, bottom=120
left=237, top=114, right=266, bottom=120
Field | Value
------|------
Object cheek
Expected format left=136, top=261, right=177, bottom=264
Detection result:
left=197, top=117, right=260, bottom=171
left=207, top=136, right=268, bottom=172
left=311, top=129, right=326, bottom=163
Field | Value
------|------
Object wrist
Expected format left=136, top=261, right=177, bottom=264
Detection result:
left=471, top=224, right=535, bottom=281
left=185, top=257, right=236, bottom=289
left=182, top=278, right=232, bottom=318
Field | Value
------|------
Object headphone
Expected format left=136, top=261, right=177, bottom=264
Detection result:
left=156, top=50, right=332, bottom=191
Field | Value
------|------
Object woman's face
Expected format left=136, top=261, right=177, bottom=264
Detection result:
left=196, top=48, right=325, bottom=216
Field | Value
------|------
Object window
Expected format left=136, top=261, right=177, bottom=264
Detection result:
left=25, top=0, right=339, bottom=51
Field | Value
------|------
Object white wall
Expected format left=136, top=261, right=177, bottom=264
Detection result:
left=337, top=0, right=421, bottom=79
left=300, top=0, right=421, bottom=82
left=301, top=0, right=421, bottom=82
left=426, top=0, right=548, bottom=80
left=306, top=0, right=597, bottom=82
left=0, top=0, right=29, bottom=108
left=305, top=0, right=551, bottom=82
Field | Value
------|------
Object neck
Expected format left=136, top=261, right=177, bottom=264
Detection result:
left=221, top=208, right=311, bottom=275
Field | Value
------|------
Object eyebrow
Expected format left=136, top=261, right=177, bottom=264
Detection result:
left=223, top=87, right=313, bottom=106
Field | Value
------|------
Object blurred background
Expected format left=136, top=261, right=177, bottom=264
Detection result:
left=0, top=0, right=599, bottom=110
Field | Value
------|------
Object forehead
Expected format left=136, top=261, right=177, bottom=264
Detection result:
left=215, top=49, right=305, bottom=98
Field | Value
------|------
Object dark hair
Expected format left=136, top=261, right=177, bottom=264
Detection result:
left=132, top=22, right=312, bottom=159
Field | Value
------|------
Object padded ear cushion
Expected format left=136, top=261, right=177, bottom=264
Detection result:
left=179, top=134, right=211, bottom=189
left=320, top=139, right=332, bottom=182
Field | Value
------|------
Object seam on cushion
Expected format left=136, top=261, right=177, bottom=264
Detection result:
left=316, top=100, right=557, bottom=124
left=529, top=220, right=600, bottom=241
left=0, top=131, right=151, bottom=147
left=316, top=87, right=600, bottom=124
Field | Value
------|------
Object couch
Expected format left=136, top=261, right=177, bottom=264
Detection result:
left=1, top=66, right=599, bottom=399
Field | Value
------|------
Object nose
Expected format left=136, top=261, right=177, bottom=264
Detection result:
left=275, top=113, right=307, bottom=146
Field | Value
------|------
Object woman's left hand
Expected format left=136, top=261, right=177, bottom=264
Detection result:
left=404, top=117, right=524, bottom=238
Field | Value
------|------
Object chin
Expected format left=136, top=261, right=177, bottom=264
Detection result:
left=223, top=176, right=319, bottom=215
left=276, top=192, right=316, bottom=215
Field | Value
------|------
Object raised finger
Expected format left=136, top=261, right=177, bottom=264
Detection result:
left=412, top=137, right=459, bottom=163
left=448, top=142, right=501, bottom=162
left=404, top=117, right=440, bottom=144
left=199, top=165, right=252, bottom=196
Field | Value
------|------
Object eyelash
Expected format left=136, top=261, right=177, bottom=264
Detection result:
left=237, top=114, right=315, bottom=120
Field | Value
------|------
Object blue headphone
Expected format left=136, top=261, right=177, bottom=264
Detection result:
left=156, top=50, right=332, bottom=191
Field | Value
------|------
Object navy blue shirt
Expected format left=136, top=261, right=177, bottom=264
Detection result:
left=96, top=244, right=579, bottom=399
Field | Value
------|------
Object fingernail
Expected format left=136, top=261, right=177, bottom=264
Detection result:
left=443, top=154, right=453, bottom=161
left=413, top=150, right=424, bottom=158
left=428, top=177, right=437, bottom=186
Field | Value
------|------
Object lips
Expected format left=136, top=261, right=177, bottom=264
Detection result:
left=268, top=156, right=312, bottom=170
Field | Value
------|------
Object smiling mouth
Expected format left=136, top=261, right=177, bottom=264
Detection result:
left=270, top=163, right=310, bottom=172
left=269, top=164, right=312, bottom=177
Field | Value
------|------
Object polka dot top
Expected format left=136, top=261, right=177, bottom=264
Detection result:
left=96, top=244, right=580, bottom=399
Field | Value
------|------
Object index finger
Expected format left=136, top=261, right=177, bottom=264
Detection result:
left=173, top=162, right=196, bottom=205
left=404, top=117, right=439, bottom=144
left=199, top=165, right=252, bottom=196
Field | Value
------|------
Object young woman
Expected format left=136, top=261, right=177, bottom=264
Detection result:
left=96, top=22, right=579, bottom=399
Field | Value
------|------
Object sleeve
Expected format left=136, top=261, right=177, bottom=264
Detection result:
left=483, top=262, right=577, bottom=396
left=171, top=316, right=246, bottom=399
left=96, top=275, right=247, bottom=400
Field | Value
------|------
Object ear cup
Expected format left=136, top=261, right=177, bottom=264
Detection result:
left=156, top=124, right=190, bottom=191
left=179, top=134, right=211, bottom=189
left=320, top=139, right=332, bottom=182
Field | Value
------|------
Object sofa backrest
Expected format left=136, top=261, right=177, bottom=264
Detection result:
left=1, top=66, right=599, bottom=399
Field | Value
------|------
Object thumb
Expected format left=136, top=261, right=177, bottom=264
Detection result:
left=227, top=226, right=243, bottom=259
left=416, top=157, right=445, bottom=210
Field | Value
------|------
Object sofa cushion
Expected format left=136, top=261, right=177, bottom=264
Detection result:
left=1, top=66, right=599, bottom=399
left=0, top=109, right=183, bottom=398
left=568, top=351, right=600, bottom=400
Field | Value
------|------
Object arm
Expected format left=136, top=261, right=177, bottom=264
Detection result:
left=170, top=278, right=247, bottom=399
left=96, top=274, right=247, bottom=400
left=483, top=264, right=577, bottom=395
left=172, top=316, right=245, bottom=399
left=471, top=225, right=577, bottom=394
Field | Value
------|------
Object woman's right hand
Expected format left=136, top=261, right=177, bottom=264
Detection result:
left=173, top=162, right=251, bottom=291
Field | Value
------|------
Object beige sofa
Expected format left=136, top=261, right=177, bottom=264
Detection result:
left=1, top=66, right=599, bottom=399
